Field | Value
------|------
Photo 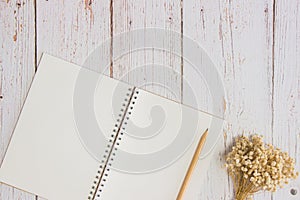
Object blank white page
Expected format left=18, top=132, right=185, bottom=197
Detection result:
left=0, top=54, right=133, bottom=200
left=96, top=88, right=213, bottom=200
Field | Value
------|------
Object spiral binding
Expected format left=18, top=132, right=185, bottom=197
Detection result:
left=88, top=87, right=139, bottom=200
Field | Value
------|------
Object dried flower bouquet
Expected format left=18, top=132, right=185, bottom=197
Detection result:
left=225, top=135, right=299, bottom=200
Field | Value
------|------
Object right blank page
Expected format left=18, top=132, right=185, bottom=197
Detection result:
left=97, top=88, right=213, bottom=200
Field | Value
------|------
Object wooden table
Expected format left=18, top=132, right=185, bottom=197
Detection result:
left=0, top=0, right=299, bottom=199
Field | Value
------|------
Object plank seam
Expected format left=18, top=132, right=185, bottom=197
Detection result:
left=109, top=0, right=113, bottom=78
left=34, top=0, right=37, bottom=71
left=180, top=0, right=183, bottom=103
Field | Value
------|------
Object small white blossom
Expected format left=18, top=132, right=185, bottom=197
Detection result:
left=225, top=134, right=299, bottom=200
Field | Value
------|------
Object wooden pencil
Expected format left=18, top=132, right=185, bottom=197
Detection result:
left=176, top=128, right=209, bottom=200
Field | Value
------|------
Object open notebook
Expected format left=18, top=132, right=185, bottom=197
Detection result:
left=0, top=54, right=223, bottom=200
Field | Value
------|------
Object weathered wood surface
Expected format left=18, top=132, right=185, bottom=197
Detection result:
left=112, top=0, right=182, bottom=101
left=184, top=0, right=275, bottom=199
left=0, top=0, right=299, bottom=199
left=0, top=0, right=36, bottom=199
left=271, top=0, right=300, bottom=199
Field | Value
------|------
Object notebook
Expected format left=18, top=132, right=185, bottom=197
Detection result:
left=0, top=54, right=223, bottom=200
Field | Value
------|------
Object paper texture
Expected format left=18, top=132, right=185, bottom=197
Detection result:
left=97, top=89, right=213, bottom=200
left=0, top=54, right=132, bottom=200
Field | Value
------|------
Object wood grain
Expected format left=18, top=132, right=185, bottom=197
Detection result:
left=112, top=0, right=182, bottom=101
left=0, top=0, right=36, bottom=199
left=183, top=0, right=276, bottom=199
left=37, top=0, right=111, bottom=74
left=0, top=0, right=299, bottom=199
left=0, top=184, right=35, bottom=200
left=272, top=0, right=300, bottom=199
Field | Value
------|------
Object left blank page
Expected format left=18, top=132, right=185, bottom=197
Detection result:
left=0, top=54, right=132, bottom=200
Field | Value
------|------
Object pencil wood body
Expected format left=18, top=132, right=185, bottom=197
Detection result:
left=176, top=129, right=209, bottom=200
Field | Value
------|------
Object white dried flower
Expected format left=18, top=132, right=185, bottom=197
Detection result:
left=225, top=134, right=299, bottom=200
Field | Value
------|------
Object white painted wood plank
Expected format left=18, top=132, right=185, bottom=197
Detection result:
left=183, top=1, right=230, bottom=199
left=0, top=0, right=36, bottom=199
left=37, top=0, right=111, bottom=74
left=0, top=183, right=36, bottom=200
left=183, top=0, right=274, bottom=199
left=272, top=0, right=300, bottom=199
left=112, top=0, right=182, bottom=101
